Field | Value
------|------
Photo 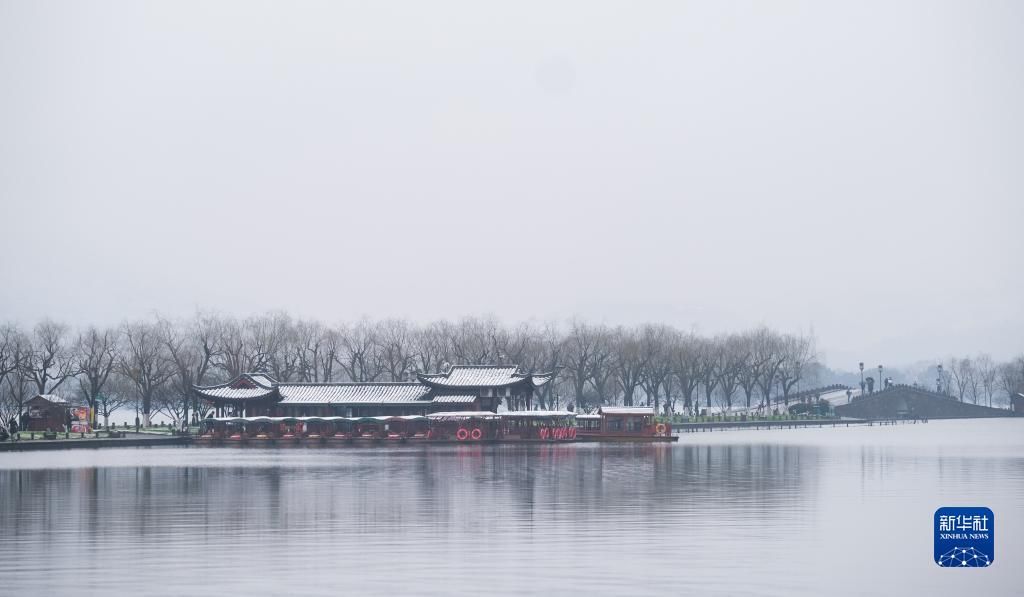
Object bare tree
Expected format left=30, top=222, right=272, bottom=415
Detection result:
left=0, top=325, right=29, bottom=434
left=531, top=322, right=564, bottom=409
left=776, top=334, right=816, bottom=405
left=336, top=319, right=383, bottom=382
left=119, top=321, right=174, bottom=427
left=752, top=328, right=785, bottom=408
left=562, top=320, right=603, bottom=411
left=376, top=318, right=418, bottom=381
left=449, top=316, right=501, bottom=365
left=713, top=334, right=748, bottom=411
left=997, top=356, right=1024, bottom=404
left=413, top=320, right=453, bottom=377
left=612, top=327, right=646, bottom=407
left=158, top=315, right=219, bottom=427
left=587, top=330, right=616, bottom=407
left=639, top=325, right=673, bottom=413
left=23, top=319, right=77, bottom=395
left=670, top=332, right=701, bottom=414
left=974, top=354, right=998, bottom=408
left=696, top=338, right=719, bottom=409
left=947, top=357, right=974, bottom=402
left=74, top=326, right=120, bottom=428
left=96, top=373, right=134, bottom=428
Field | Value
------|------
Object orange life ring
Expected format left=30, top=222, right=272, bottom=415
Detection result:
left=655, top=423, right=667, bottom=435
left=456, top=428, right=469, bottom=441
left=470, top=428, right=482, bottom=440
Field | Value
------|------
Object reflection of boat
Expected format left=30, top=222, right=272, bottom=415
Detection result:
left=575, top=407, right=676, bottom=442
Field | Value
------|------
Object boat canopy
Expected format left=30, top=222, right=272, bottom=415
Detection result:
left=599, top=406, right=655, bottom=416
left=427, top=411, right=501, bottom=420
left=208, top=417, right=248, bottom=424
left=500, top=410, right=575, bottom=418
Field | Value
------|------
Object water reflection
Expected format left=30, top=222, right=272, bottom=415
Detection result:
left=0, top=420, right=1021, bottom=596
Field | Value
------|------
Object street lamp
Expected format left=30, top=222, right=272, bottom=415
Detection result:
left=878, top=365, right=883, bottom=390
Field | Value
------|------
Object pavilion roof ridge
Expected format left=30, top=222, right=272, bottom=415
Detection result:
left=277, top=381, right=427, bottom=387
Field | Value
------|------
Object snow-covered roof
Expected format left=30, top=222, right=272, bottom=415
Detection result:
left=426, top=411, right=501, bottom=419
left=195, top=386, right=278, bottom=400
left=419, top=365, right=522, bottom=387
left=278, top=383, right=430, bottom=405
left=194, top=374, right=280, bottom=401
left=575, top=414, right=601, bottom=419
left=432, top=394, right=478, bottom=404
left=530, top=372, right=555, bottom=387
left=500, top=410, right=574, bottom=418
left=599, top=406, right=655, bottom=416
left=247, top=374, right=277, bottom=388
left=418, top=365, right=553, bottom=389
left=32, top=394, right=70, bottom=404
left=196, top=366, right=551, bottom=406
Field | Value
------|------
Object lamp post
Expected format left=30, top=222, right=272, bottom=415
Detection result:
left=878, top=365, right=884, bottom=390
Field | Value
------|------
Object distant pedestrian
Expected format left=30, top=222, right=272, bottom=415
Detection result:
left=135, top=415, right=140, bottom=432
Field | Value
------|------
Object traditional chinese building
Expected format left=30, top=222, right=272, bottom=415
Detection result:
left=192, top=365, right=554, bottom=418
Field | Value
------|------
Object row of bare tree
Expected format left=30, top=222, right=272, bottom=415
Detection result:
left=3, top=312, right=1020, bottom=430
left=941, top=354, right=1024, bottom=407
left=0, top=313, right=824, bottom=429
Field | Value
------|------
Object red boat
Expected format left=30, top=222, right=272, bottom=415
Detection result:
left=575, top=407, right=675, bottom=442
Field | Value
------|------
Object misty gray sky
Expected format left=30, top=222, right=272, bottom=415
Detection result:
left=1, top=1, right=1022, bottom=368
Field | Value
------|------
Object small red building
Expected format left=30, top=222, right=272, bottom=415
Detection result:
left=23, top=394, right=74, bottom=432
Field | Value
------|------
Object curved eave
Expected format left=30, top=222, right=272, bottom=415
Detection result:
left=416, top=376, right=535, bottom=390
left=192, top=387, right=280, bottom=402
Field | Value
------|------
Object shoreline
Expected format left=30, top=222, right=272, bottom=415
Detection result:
left=0, top=433, right=189, bottom=452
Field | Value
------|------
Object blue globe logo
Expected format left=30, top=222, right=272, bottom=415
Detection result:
left=937, top=546, right=991, bottom=567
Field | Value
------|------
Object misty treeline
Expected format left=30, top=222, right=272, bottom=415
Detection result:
left=1, top=313, right=1022, bottom=431
left=938, top=354, right=1024, bottom=407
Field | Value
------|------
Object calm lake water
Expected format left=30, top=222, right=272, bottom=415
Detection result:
left=1, top=419, right=1022, bottom=596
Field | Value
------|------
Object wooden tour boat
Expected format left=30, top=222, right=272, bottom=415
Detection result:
left=575, top=407, right=676, bottom=442
left=195, top=407, right=675, bottom=446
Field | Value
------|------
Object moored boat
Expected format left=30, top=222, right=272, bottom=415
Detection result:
left=575, top=407, right=676, bottom=442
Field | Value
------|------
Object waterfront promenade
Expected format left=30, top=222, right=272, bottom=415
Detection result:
left=0, top=430, right=189, bottom=452
left=671, top=417, right=924, bottom=433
